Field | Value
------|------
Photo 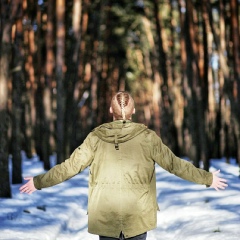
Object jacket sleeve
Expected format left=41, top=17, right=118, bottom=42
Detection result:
left=151, top=132, right=213, bottom=186
left=33, top=133, right=98, bottom=190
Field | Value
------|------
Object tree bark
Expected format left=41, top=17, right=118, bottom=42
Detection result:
left=230, top=0, right=240, bottom=172
left=0, top=0, right=14, bottom=198
left=22, top=0, right=37, bottom=159
left=11, top=0, right=24, bottom=184
left=185, top=0, right=201, bottom=167
left=153, top=0, right=175, bottom=146
left=177, top=0, right=189, bottom=157
left=152, top=0, right=164, bottom=137
left=201, top=0, right=213, bottom=170
left=40, top=0, right=55, bottom=170
left=64, top=0, right=82, bottom=156
left=56, top=0, right=66, bottom=163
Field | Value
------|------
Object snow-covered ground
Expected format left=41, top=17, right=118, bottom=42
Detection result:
left=0, top=153, right=239, bottom=240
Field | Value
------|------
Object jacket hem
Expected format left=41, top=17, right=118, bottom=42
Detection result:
left=88, top=225, right=156, bottom=238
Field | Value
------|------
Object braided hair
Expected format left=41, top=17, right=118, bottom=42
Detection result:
left=110, top=91, right=135, bottom=120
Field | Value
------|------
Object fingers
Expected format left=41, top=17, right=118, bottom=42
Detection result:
left=24, top=177, right=32, bottom=181
left=213, top=169, right=220, bottom=175
left=218, top=177, right=227, bottom=182
left=219, top=181, right=228, bottom=189
left=19, top=177, right=37, bottom=194
left=19, top=184, right=30, bottom=193
left=211, top=169, right=229, bottom=191
left=217, top=183, right=228, bottom=190
left=213, top=179, right=228, bottom=191
left=19, top=184, right=26, bottom=192
left=20, top=186, right=35, bottom=194
left=19, top=177, right=35, bottom=194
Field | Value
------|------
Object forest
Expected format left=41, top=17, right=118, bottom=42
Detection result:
left=0, top=0, right=239, bottom=198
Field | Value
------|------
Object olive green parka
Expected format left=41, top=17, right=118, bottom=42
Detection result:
left=33, top=120, right=213, bottom=238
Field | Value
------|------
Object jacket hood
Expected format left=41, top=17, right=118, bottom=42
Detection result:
left=92, top=120, right=147, bottom=148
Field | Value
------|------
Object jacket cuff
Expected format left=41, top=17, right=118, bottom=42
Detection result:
left=33, top=176, right=42, bottom=190
left=205, top=172, right=213, bottom=188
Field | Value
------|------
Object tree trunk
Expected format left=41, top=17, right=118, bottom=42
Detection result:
left=33, top=1, right=52, bottom=170
left=22, top=0, right=37, bottom=159
left=89, top=0, right=102, bottom=129
left=90, top=41, right=99, bottom=128
left=56, top=0, right=66, bottom=164
left=0, top=0, right=13, bottom=198
left=35, top=3, right=45, bottom=164
left=64, top=0, right=82, bottom=156
left=152, top=0, right=164, bottom=137
left=168, top=0, right=184, bottom=155
left=207, top=0, right=230, bottom=160
left=177, top=0, right=189, bottom=156
left=45, top=0, right=56, bottom=155
left=154, top=0, right=175, bottom=148
left=73, top=0, right=92, bottom=144
left=11, top=0, right=24, bottom=184
left=230, top=0, right=240, bottom=173
left=39, top=0, right=55, bottom=170
left=185, top=0, right=201, bottom=167
left=201, top=0, right=214, bottom=170
left=218, top=0, right=228, bottom=160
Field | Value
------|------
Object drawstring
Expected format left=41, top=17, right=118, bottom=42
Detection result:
left=115, top=121, right=126, bottom=150
left=114, top=134, right=119, bottom=150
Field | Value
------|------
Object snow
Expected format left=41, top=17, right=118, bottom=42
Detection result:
left=0, top=154, right=240, bottom=240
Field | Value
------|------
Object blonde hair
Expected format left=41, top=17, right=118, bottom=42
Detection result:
left=111, top=91, right=135, bottom=120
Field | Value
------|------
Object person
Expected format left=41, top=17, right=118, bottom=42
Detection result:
left=20, top=91, right=228, bottom=240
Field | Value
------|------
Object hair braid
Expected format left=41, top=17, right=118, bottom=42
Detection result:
left=111, top=91, right=135, bottom=120
left=120, top=93, right=126, bottom=120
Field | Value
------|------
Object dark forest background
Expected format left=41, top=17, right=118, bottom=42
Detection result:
left=0, top=0, right=240, bottom=198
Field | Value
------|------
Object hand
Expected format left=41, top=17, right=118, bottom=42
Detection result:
left=210, top=170, right=228, bottom=191
left=19, top=177, right=37, bottom=194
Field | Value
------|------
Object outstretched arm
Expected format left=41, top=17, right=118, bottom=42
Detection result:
left=19, top=133, right=98, bottom=193
left=19, top=177, right=37, bottom=194
left=151, top=133, right=228, bottom=190
left=210, top=169, right=228, bottom=191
